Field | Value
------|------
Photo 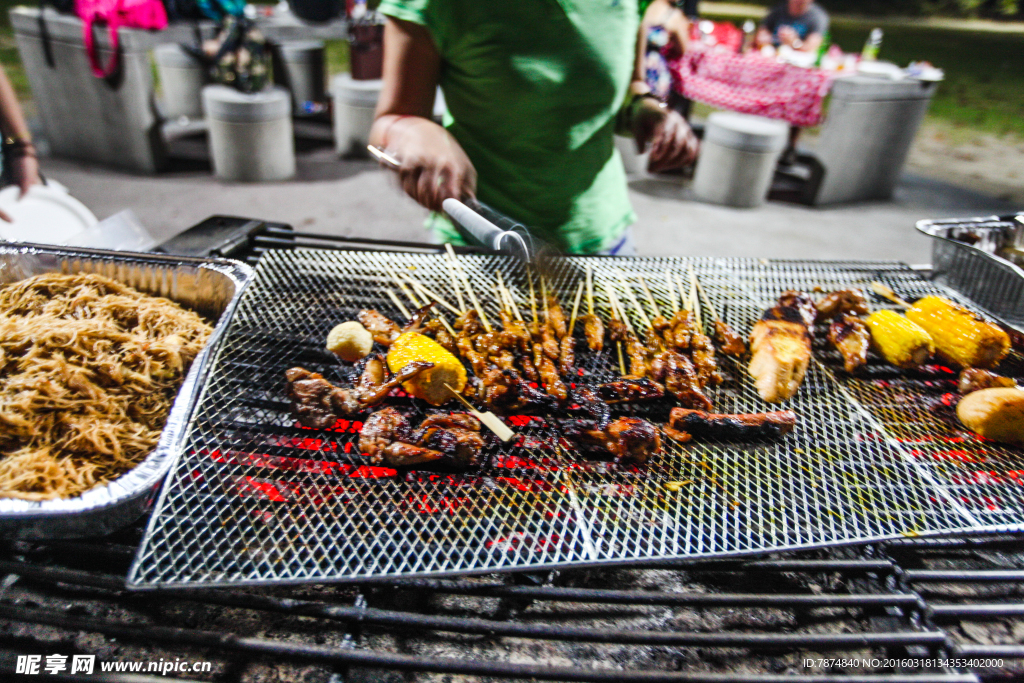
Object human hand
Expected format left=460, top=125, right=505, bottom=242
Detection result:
left=0, top=152, right=41, bottom=222
left=778, top=26, right=799, bottom=47
left=377, top=116, right=476, bottom=213
left=632, top=99, right=699, bottom=172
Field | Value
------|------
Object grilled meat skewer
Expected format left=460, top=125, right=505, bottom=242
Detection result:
left=581, top=313, right=604, bottom=352
left=748, top=291, right=815, bottom=403
left=562, top=417, right=661, bottom=465
left=816, top=289, right=869, bottom=321
left=360, top=407, right=485, bottom=468
left=597, top=377, right=666, bottom=404
left=546, top=295, right=568, bottom=339
left=665, top=407, right=797, bottom=442
left=959, top=368, right=1016, bottom=395
left=828, top=315, right=870, bottom=373
left=714, top=320, right=746, bottom=357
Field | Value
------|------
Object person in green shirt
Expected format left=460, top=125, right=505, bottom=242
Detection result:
left=369, top=0, right=699, bottom=255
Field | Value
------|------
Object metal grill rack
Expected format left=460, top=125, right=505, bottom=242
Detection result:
left=2, top=530, right=1023, bottom=682
left=129, top=251, right=1023, bottom=587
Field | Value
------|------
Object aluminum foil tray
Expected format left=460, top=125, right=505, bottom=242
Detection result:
left=917, top=214, right=1024, bottom=333
left=0, top=243, right=253, bottom=539
left=129, top=252, right=1024, bottom=588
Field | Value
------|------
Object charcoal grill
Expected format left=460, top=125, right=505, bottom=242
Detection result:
left=3, top=219, right=1024, bottom=681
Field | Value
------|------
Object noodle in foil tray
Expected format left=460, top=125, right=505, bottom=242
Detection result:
left=0, top=273, right=213, bottom=501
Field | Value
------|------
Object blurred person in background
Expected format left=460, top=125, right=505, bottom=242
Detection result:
left=0, top=65, right=40, bottom=221
left=755, top=0, right=829, bottom=53
left=639, top=0, right=694, bottom=120
left=368, top=0, right=699, bottom=255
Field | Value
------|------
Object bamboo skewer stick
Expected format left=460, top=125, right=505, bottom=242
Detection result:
left=568, top=280, right=584, bottom=337
left=541, top=275, right=549, bottom=325
left=405, top=276, right=460, bottom=316
left=638, top=275, right=661, bottom=320
left=383, top=261, right=422, bottom=308
left=444, top=383, right=515, bottom=442
left=528, top=268, right=539, bottom=331
left=447, top=249, right=492, bottom=332
left=443, top=244, right=467, bottom=313
left=692, top=275, right=724, bottom=327
left=871, top=281, right=912, bottom=309
left=675, top=273, right=689, bottom=312
left=603, top=281, right=634, bottom=336
left=386, top=289, right=411, bottom=321
left=687, top=267, right=703, bottom=331
left=615, top=269, right=651, bottom=330
left=665, top=268, right=679, bottom=314
left=617, top=338, right=626, bottom=376
left=496, top=272, right=524, bottom=322
left=586, top=263, right=595, bottom=316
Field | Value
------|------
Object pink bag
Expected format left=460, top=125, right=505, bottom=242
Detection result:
left=77, top=0, right=168, bottom=78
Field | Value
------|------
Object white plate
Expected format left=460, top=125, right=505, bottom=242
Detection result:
left=0, top=182, right=98, bottom=246
left=856, top=60, right=906, bottom=80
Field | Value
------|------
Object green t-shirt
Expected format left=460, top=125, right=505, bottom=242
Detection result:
left=378, top=0, right=638, bottom=254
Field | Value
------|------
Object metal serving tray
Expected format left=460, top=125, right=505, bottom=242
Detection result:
left=0, top=243, right=253, bottom=539
left=917, top=214, right=1024, bottom=333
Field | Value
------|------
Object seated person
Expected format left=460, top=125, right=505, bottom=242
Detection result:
left=638, top=0, right=692, bottom=118
left=755, top=0, right=828, bottom=53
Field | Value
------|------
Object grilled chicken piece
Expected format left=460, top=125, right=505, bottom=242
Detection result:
left=581, top=314, right=604, bottom=352
left=690, top=328, right=722, bottom=387
left=650, top=350, right=713, bottom=411
left=607, top=318, right=630, bottom=343
left=816, top=289, right=869, bottom=321
left=597, top=377, right=666, bottom=404
left=569, top=385, right=611, bottom=429
left=357, top=309, right=401, bottom=346
left=480, top=367, right=559, bottom=414
left=360, top=408, right=485, bottom=468
left=285, top=360, right=434, bottom=428
left=541, top=325, right=560, bottom=361
left=546, top=295, right=568, bottom=339
left=958, top=368, right=1016, bottom=395
left=558, top=334, right=576, bottom=377
left=626, top=335, right=649, bottom=378
left=828, top=315, right=870, bottom=373
left=564, top=417, right=661, bottom=466
left=748, top=292, right=815, bottom=403
left=666, top=407, right=797, bottom=442
left=454, top=309, right=484, bottom=336
left=713, top=320, right=746, bottom=357
left=533, top=343, right=568, bottom=401
left=456, top=334, right=488, bottom=376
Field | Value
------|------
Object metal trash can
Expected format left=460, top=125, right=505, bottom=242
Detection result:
left=202, top=85, right=295, bottom=182
left=272, top=40, right=326, bottom=116
left=331, top=73, right=381, bottom=157
left=692, top=112, right=788, bottom=208
left=155, top=43, right=207, bottom=120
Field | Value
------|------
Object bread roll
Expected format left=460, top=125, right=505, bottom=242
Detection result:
left=956, top=388, right=1024, bottom=445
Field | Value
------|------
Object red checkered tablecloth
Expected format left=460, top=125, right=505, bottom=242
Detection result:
left=667, top=46, right=835, bottom=128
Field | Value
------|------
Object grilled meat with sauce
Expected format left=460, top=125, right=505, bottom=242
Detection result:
left=748, top=291, right=815, bottom=403
left=828, top=315, right=870, bottom=373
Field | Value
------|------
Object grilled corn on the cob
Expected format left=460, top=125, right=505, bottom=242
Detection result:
left=906, top=296, right=1010, bottom=369
left=865, top=310, right=934, bottom=369
left=386, top=331, right=467, bottom=406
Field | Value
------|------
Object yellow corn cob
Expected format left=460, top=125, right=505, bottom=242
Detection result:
left=906, top=296, right=1010, bottom=369
left=386, top=331, right=467, bottom=406
left=865, top=310, right=934, bottom=369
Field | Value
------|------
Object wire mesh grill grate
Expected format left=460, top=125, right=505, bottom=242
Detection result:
left=129, top=252, right=1021, bottom=587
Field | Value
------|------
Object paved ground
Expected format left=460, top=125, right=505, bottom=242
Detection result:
left=35, top=125, right=1017, bottom=266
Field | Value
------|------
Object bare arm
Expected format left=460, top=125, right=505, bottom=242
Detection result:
left=0, top=65, right=40, bottom=203
left=369, top=17, right=475, bottom=212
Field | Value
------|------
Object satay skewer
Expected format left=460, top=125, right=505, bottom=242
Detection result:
left=528, top=268, right=539, bottom=332
left=617, top=337, right=627, bottom=376
left=603, top=281, right=633, bottom=336
left=448, top=249, right=492, bottom=332
left=638, top=275, right=661, bottom=320
left=496, top=272, right=524, bottom=322
left=568, top=280, right=585, bottom=337
left=443, top=244, right=467, bottom=313
left=675, top=273, right=690, bottom=313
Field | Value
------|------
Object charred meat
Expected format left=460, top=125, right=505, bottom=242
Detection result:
left=649, top=350, right=714, bottom=411
left=564, top=417, right=661, bottom=466
left=666, top=407, right=797, bottom=442
left=357, top=309, right=401, bottom=346
left=546, top=295, right=568, bottom=339
left=569, top=385, right=611, bottom=429
left=828, top=315, right=870, bottom=373
left=597, top=377, right=666, bottom=404
left=713, top=320, right=746, bottom=357
left=816, top=289, right=869, bottom=321
left=360, top=407, right=485, bottom=468
left=958, top=368, right=1016, bottom=395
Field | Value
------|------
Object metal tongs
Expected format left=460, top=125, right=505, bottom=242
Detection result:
left=368, top=145, right=537, bottom=263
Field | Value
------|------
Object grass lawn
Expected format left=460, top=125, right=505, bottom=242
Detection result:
left=703, top=11, right=1024, bottom=139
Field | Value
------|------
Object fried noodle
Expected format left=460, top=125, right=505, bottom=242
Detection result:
left=0, top=273, right=212, bottom=500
